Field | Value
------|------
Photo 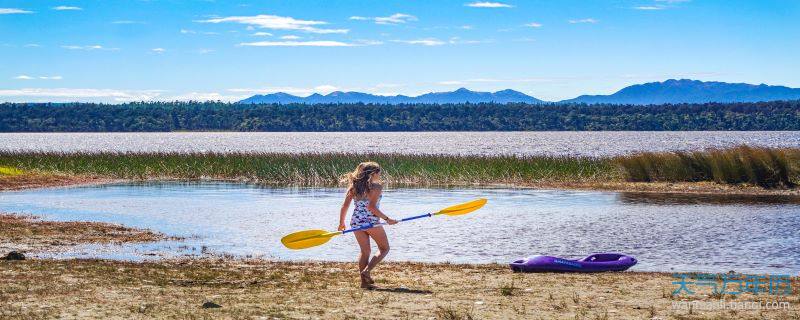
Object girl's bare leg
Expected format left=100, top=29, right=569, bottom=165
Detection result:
left=361, top=227, right=390, bottom=282
left=353, top=231, right=373, bottom=287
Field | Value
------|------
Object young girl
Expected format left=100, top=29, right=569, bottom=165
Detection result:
left=339, top=162, right=398, bottom=289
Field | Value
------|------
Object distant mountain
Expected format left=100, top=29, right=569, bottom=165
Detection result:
left=561, top=79, right=800, bottom=105
left=239, top=80, right=800, bottom=105
left=239, top=88, right=545, bottom=104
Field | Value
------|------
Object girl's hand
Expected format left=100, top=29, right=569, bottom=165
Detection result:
left=386, top=218, right=398, bottom=225
left=338, top=223, right=346, bottom=231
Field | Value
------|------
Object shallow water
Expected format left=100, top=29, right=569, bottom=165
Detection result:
left=1, top=131, right=799, bottom=157
left=1, top=182, right=798, bottom=274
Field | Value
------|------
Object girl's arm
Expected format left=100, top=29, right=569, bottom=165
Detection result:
left=339, top=189, right=353, bottom=231
left=367, top=186, right=398, bottom=225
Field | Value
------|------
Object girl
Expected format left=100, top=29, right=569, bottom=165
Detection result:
left=339, top=162, right=398, bottom=289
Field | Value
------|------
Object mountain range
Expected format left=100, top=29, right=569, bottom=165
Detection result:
left=239, top=79, right=800, bottom=105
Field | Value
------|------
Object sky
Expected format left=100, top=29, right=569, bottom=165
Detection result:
left=0, top=0, right=798, bottom=103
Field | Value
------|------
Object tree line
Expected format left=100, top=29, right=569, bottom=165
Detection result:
left=1, top=101, right=799, bottom=132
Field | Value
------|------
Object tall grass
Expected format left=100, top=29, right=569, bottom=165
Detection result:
left=1, top=146, right=797, bottom=188
left=0, top=151, right=617, bottom=186
left=617, top=146, right=798, bottom=188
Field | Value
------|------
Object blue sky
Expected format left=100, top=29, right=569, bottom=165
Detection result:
left=1, top=0, right=798, bottom=103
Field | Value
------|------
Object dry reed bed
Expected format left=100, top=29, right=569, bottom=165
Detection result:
left=0, top=146, right=798, bottom=189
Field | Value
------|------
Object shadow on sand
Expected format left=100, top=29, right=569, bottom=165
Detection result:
left=371, top=287, right=433, bottom=294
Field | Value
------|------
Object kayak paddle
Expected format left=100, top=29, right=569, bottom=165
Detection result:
left=281, top=198, right=487, bottom=250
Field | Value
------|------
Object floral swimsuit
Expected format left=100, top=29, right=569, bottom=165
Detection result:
left=350, top=195, right=382, bottom=228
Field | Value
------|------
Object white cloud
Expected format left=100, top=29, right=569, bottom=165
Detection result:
left=163, top=92, right=248, bottom=102
left=151, top=48, right=166, bottom=53
left=634, top=6, right=665, bottom=10
left=350, top=13, right=417, bottom=25
left=568, top=18, right=598, bottom=24
left=199, top=14, right=348, bottom=34
left=392, top=38, right=446, bottom=46
left=252, top=32, right=273, bottom=36
left=448, top=37, right=490, bottom=45
left=14, top=75, right=61, bottom=80
left=52, top=6, right=82, bottom=11
left=280, top=35, right=301, bottom=40
left=197, top=48, right=214, bottom=54
left=180, top=29, right=219, bottom=35
left=228, top=85, right=339, bottom=96
left=525, top=22, right=543, bottom=28
left=465, top=2, right=513, bottom=8
left=62, top=45, right=118, bottom=51
left=0, top=8, right=33, bottom=14
left=24, top=43, right=41, bottom=48
left=239, top=40, right=354, bottom=47
left=655, top=0, right=690, bottom=2
left=0, top=88, right=164, bottom=102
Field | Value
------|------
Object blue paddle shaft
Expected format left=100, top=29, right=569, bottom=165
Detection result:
left=341, top=212, right=432, bottom=234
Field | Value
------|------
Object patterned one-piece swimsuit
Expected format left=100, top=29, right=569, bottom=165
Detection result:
left=350, top=196, right=381, bottom=228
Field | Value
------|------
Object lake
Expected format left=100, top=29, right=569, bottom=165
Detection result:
left=1, top=182, right=798, bottom=274
left=1, top=131, right=799, bottom=157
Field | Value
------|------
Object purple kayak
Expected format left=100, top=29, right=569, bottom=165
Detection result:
left=510, top=253, right=637, bottom=273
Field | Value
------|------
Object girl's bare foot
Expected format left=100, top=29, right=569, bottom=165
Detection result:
left=360, top=270, right=374, bottom=284
left=360, top=275, right=375, bottom=289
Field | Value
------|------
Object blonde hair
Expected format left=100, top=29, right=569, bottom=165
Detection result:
left=341, top=161, right=381, bottom=198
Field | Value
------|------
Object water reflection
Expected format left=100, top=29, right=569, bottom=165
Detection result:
left=618, top=192, right=800, bottom=205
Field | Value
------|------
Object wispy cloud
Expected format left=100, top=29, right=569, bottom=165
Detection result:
left=239, top=40, right=354, bottom=47
left=24, top=43, right=42, bottom=48
left=568, top=18, right=598, bottom=24
left=634, top=6, right=665, bottom=10
left=252, top=32, right=273, bottom=36
left=655, top=0, right=690, bottom=3
left=391, top=38, right=446, bottom=46
left=228, top=85, right=339, bottom=96
left=199, top=14, right=348, bottom=34
left=15, top=75, right=63, bottom=80
left=151, top=48, right=166, bottom=53
left=465, top=2, right=513, bottom=8
left=61, top=45, right=119, bottom=51
left=525, top=22, right=543, bottom=28
left=0, top=8, right=33, bottom=14
left=52, top=6, right=82, bottom=11
left=164, top=92, right=249, bottom=102
left=0, top=88, right=164, bottom=102
left=280, top=35, right=301, bottom=40
left=350, top=13, right=417, bottom=25
left=180, top=29, right=219, bottom=35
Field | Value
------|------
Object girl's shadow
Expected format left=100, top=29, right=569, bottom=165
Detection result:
left=372, top=287, right=432, bottom=294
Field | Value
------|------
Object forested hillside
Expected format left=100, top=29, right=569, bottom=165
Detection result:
left=1, top=101, right=798, bottom=132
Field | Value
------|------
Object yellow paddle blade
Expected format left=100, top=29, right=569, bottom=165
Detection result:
left=435, top=198, right=488, bottom=216
left=281, top=229, right=341, bottom=250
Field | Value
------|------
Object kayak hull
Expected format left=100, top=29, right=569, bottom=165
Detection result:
left=510, top=253, right=637, bottom=273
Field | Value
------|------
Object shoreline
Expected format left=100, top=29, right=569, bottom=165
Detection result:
left=3, top=173, right=799, bottom=197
